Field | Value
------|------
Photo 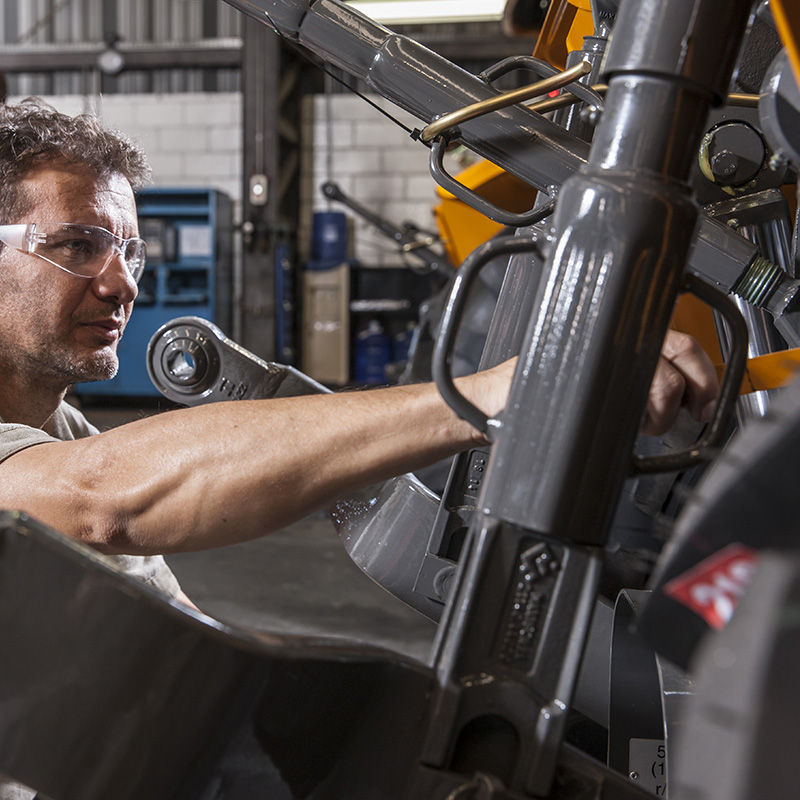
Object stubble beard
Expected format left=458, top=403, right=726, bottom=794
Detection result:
left=7, top=331, right=122, bottom=389
left=0, top=250, right=126, bottom=390
left=41, top=341, right=121, bottom=385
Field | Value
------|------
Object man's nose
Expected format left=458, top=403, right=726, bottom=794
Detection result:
left=92, top=248, right=138, bottom=304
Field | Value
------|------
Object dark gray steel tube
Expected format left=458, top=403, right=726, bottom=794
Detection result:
left=225, top=0, right=590, bottom=192
left=480, top=0, right=754, bottom=544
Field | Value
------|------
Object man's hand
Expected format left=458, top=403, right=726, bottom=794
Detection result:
left=642, top=329, right=719, bottom=436
left=459, top=329, right=718, bottom=439
left=456, top=356, right=517, bottom=420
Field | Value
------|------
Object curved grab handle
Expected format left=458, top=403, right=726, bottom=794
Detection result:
left=424, top=55, right=601, bottom=227
left=479, top=55, right=605, bottom=111
left=432, top=233, right=545, bottom=438
left=632, top=274, right=749, bottom=474
left=429, top=139, right=555, bottom=227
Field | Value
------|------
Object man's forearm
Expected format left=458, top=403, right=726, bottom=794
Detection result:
left=0, top=374, right=499, bottom=554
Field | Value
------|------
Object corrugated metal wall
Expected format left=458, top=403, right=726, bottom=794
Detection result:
left=2, top=0, right=242, bottom=95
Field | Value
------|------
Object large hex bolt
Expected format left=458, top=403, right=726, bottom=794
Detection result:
left=700, top=121, right=767, bottom=186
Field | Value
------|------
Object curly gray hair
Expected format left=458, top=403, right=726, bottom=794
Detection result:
left=0, top=98, right=151, bottom=221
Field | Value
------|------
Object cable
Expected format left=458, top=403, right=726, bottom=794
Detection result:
left=259, top=8, right=418, bottom=138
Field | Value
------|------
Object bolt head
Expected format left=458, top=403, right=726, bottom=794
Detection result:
left=710, top=150, right=738, bottom=179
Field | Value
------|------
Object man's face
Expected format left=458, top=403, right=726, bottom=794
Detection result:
left=0, top=164, right=139, bottom=388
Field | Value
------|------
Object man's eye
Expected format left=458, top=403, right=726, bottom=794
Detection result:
left=63, top=238, right=94, bottom=254
left=47, top=236, right=98, bottom=260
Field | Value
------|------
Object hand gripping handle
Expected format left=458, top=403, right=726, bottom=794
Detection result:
left=432, top=232, right=544, bottom=439
left=632, top=274, right=749, bottom=474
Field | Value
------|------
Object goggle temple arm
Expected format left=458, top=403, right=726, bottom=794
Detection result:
left=0, top=223, right=33, bottom=253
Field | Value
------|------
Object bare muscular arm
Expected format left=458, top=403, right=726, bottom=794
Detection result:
left=0, top=363, right=512, bottom=554
left=0, top=331, right=718, bottom=555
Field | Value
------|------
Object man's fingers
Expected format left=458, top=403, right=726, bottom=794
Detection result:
left=660, top=329, right=719, bottom=421
left=642, top=355, right=685, bottom=435
left=642, top=330, right=720, bottom=436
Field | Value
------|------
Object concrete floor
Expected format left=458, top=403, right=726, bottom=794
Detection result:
left=78, top=397, right=437, bottom=664
left=167, top=516, right=436, bottom=662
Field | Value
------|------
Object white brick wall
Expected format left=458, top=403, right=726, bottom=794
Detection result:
left=10, top=90, right=450, bottom=270
left=10, top=92, right=243, bottom=223
left=301, top=92, right=441, bottom=267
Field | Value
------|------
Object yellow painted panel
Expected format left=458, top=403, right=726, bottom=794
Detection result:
left=566, top=7, right=594, bottom=54
left=772, top=0, right=800, bottom=86
left=714, top=348, right=800, bottom=395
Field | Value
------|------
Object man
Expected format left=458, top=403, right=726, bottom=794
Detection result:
left=0, top=99, right=717, bottom=577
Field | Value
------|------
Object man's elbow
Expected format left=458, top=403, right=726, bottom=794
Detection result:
left=0, top=442, right=136, bottom=553
left=73, top=507, right=134, bottom=553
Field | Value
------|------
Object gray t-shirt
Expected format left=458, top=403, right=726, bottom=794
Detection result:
left=0, top=400, right=182, bottom=598
left=0, top=402, right=184, bottom=800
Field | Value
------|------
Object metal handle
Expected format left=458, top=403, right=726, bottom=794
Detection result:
left=632, top=274, right=749, bottom=474
left=429, top=139, right=556, bottom=227
left=419, top=59, right=593, bottom=144
left=432, top=233, right=544, bottom=438
left=480, top=55, right=605, bottom=111
left=424, top=56, right=601, bottom=227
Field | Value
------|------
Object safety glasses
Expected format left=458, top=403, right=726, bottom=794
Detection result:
left=0, top=222, right=147, bottom=283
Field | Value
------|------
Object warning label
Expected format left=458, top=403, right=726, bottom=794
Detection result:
left=662, top=543, right=758, bottom=630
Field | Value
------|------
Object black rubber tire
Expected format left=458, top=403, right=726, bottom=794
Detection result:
left=640, top=377, right=800, bottom=668
left=670, top=551, right=800, bottom=800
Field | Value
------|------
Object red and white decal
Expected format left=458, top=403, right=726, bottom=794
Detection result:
left=662, top=543, right=758, bottom=630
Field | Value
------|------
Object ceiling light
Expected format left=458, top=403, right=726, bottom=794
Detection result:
left=346, top=0, right=505, bottom=25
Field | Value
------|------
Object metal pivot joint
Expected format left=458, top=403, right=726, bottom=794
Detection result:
left=432, top=233, right=545, bottom=439
left=147, top=316, right=329, bottom=404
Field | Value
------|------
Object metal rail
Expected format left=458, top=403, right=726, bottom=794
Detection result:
left=419, top=60, right=592, bottom=143
left=528, top=86, right=760, bottom=114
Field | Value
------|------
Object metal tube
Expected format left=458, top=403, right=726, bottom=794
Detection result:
left=222, top=0, right=770, bottom=296
left=528, top=87, right=758, bottom=115
left=480, top=0, right=754, bottom=540
left=422, top=2, right=755, bottom=797
left=551, top=34, right=608, bottom=142
left=419, top=59, right=592, bottom=143
left=224, top=0, right=591, bottom=193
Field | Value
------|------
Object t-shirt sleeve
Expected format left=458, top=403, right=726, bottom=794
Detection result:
left=0, top=423, right=59, bottom=465
left=0, top=400, right=98, bottom=464
left=56, top=400, right=100, bottom=438
left=0, top=406, right=185, bottom=601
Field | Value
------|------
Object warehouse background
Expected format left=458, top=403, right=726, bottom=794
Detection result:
left=0, top=0, right=534, bottom=387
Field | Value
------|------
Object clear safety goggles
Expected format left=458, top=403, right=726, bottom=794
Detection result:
left=0, top=222, right=147, bottom=284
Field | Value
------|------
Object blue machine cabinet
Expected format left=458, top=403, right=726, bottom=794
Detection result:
left=76, top=187, right=232, bottom=398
